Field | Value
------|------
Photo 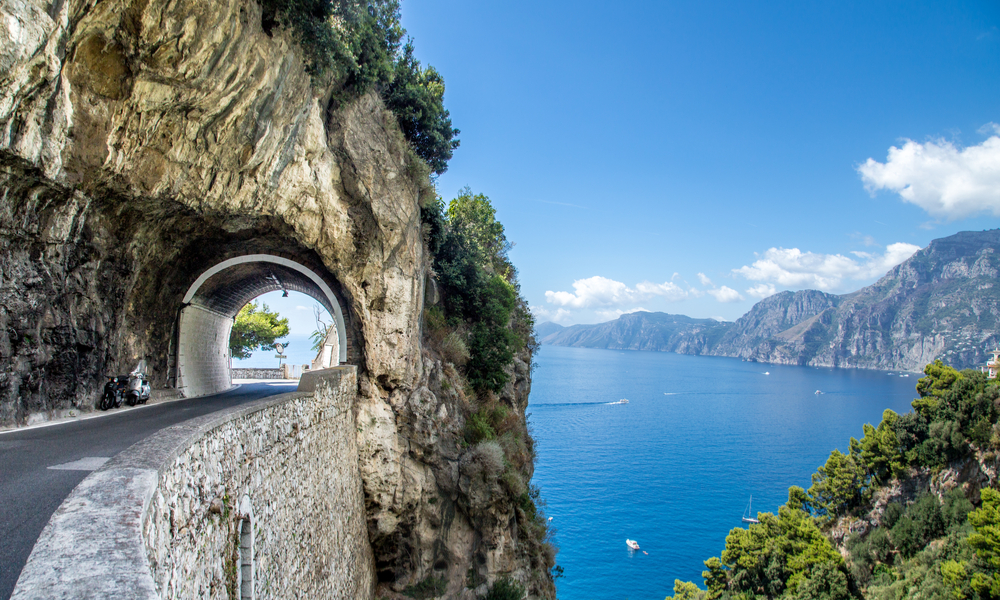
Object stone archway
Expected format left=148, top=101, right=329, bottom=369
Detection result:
left=175, top=254, right=350, bottom=397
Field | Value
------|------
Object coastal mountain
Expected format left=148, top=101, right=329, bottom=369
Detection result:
left=538, top=311, right=730, bottom=354
left=538, top=229, right=1000, bottom=371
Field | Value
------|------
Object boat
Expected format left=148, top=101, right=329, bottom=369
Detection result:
left=763, top=371, right=770, bottom=375
left=742, top=496, right=760, bottom=524
left=814, top=390, right=823, bottom=395
left=626, top=539, right=640, bottom=550
left=619, top=398, right=629, bottom=404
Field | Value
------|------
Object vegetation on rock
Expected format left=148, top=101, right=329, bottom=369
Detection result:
left=667, top=360, right=1000, bottom=600
left=425, top=187, right=535, bottom=395
left=421, top=187, right=555, bottom=596
left=229, top=301, right=290, bottom=360
left=258, top=0, right=459, bottom=173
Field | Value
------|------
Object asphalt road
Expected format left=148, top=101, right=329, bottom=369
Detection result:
left=0, top=382, right=296, bottom=600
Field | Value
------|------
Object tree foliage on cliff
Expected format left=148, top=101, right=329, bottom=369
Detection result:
left=229, top=301, right=290, bottom=360
left=258, top=0, right=459, bottom=173
left=423, top=187, right=534, bottom=394
left=668, top=361, right=1000, bottom=600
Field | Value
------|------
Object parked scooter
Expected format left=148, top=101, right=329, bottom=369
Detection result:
left=125, top=371, right=151, bottom=406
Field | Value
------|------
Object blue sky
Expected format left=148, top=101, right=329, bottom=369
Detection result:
left=401, top=0, right=1000, bottom=324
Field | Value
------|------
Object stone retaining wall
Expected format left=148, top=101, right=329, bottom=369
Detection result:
left=12, top=367, right=374, bottom=599
left=231, top=368, right=285, bottom=379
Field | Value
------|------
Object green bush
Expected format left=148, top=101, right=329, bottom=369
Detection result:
left=485, top=576, right=525, bottom=600
left=384, top=42, right=460, bottom=175
left=427, top=189, right=532, bottom=395
left=890, top=494, right=944, bottom=558
left=402, top=575, right=446, bottom=599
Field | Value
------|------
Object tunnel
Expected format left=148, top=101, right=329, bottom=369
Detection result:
left=174, top=254, right=350, bottom=398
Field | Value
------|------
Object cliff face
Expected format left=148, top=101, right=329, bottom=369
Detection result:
left=540, top=230, right=1000, bottom=372
left=715, top=231, right=1000, bottom=370
left=0, top=0, right=547, bottom=595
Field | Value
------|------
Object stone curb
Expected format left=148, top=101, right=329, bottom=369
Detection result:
left=10, top=368, right=351, bottom=599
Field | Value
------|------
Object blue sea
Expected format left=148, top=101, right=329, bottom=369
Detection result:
left=528, top=346, right=920, bottom=600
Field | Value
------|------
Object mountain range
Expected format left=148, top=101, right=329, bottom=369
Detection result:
left=537, top=229, right=1000, bottom=372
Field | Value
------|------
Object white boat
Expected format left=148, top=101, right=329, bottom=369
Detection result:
left=626, top=539, right=640, bottom=550
left=814, top=390, right=823, bottom=395
left=619, top=398, right=629, bottom=404
left=763, top=371, right=770, bottom=375
left=742, top=496, right=760, bottom=524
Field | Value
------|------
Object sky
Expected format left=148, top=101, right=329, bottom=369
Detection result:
left=396, top=0, right=1000, bottom=325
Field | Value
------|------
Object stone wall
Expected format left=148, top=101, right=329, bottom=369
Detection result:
left=231, top=368, right=284, bottom=380
left=12, top=367, right=374, bottom=599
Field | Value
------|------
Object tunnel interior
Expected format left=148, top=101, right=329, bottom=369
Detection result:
left=175, top=254, right=350, bottom=398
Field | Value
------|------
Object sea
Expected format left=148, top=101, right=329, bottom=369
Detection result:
left=528, top=345, right=920, bottom=600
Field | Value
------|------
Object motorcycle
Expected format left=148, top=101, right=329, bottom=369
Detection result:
left=125, top=371, right=151, bottom=406
left=99, top=375, right=127, bottom=410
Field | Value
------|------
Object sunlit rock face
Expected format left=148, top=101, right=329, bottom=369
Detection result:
left=0, top=0, right=427, bottom=423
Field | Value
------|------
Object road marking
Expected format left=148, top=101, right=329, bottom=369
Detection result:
left=48, top=457, right=110, bottom=471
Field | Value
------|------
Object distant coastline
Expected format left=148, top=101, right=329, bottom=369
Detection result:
left=537, top=229, right=1000, bottom=373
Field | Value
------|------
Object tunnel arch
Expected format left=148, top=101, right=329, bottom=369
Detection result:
left=175, top=254, right=350, bottom=397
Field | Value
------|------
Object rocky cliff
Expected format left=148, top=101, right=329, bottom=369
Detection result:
left=0, top=0, right=550, bottom=595
left=540, top=230, right=1000, bottom=372
left=716, top=230, right=1000, bottom=371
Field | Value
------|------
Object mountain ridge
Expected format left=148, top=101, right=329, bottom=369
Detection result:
left=538, top=229, right=1000, bottom=371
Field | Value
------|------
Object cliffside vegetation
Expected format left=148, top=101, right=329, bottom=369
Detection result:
left=668, top=361, right=1000, bottom=600
left=421, top=187, right=556, bottom=595
left=258, top=0, right=459, bottom=173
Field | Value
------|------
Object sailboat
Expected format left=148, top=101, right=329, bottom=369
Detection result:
left=742, top=496, right=760, bottom=524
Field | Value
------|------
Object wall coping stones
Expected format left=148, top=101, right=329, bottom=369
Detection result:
left=11, top=367, right=355, bottom=599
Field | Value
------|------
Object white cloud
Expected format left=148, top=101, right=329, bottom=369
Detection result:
left=635, top=280, right=692, bottom=301
left=545, top=276, right=696, bottom=308
left=545, top=276, right=641, bottom=308
left=734, top=243, right=921, bottom=291
left=296, top=305, right=311, bottom=311
left=746, top=283, right=777, bottom=299
left=858, top=129, right=1000, bottom=220
left=697, top=273, right=713, bottom=287
left=531, top=305, right=572, bottom=323
left=707, top=286, right=744, bottom=303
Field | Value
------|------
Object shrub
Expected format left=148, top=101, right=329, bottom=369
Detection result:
left=440, top=331, right=470, bottom=366
left=384, top=42, right=460, bottom=175
left=402, top=575, right=446, bottom=599
left=485, top=576, right=525, bottom=600
left=890, top=494, right=945, bottom=558
left=460, top=441, right=504, bottom=483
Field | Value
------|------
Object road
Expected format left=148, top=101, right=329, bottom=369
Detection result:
left=0, top=382, right=296, bottom=600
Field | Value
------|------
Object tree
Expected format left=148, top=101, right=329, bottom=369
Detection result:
left=310, top=304, right=330, bottom=353
left=969, top=488, right=1000, bottom=598
left=384, top=41, right=460, bottom=175
left=855, top=409, right=906, bottom=485
left=913, top=360, right=963, bottom=418
left=807, top=449, right=865, bottom=518
left=229, top=301, right=290, bottom=360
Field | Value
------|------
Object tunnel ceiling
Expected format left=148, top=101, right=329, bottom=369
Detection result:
left=188, top=262, right=335, bottom=318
